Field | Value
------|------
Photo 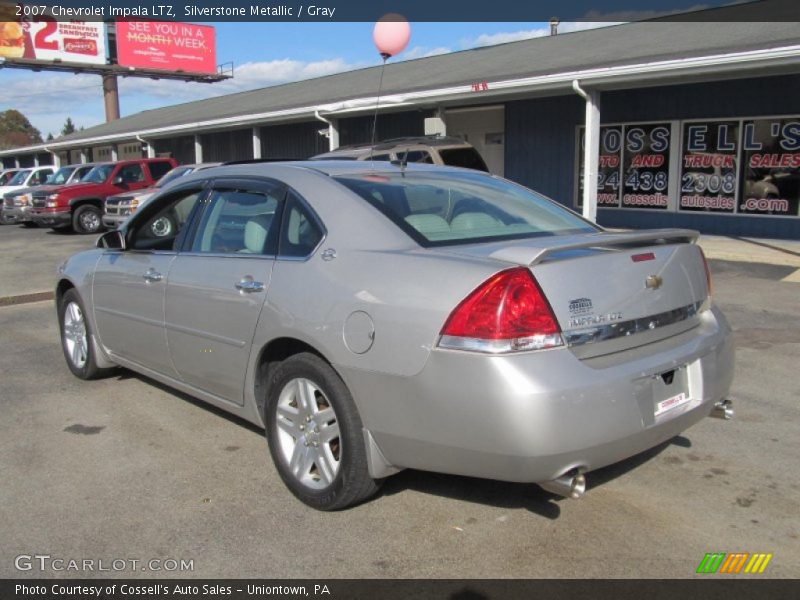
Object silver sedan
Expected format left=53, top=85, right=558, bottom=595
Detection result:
left=56, top=162, right=735, bottom=510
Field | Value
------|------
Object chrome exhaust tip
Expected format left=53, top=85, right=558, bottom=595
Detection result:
left=710, top=399, right=734, bottom=420
left=539, top=472, right=586, bottom=499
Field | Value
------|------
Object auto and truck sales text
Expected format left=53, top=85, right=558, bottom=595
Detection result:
left=22, top=5, right=337, bottom=19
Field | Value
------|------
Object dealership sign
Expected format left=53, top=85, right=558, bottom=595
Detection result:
left=577, top=116, right=800, bottom=218
left=0, top=18, right=106, bottom=64
left=116, top=20, right=217, bottom=74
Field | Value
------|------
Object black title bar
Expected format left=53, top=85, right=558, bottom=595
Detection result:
left=3, top=0, right=799, bottom=22
left=3, top=579, right=800, bottom=600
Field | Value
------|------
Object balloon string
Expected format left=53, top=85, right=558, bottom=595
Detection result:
left=370, top=56, right=388, bottom=166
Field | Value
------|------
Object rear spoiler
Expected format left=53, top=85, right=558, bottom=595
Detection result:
left=490, top=229, right=699, bottom=266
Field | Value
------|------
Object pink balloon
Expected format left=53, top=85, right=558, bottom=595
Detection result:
left=373, top=14, right=411, bottom=58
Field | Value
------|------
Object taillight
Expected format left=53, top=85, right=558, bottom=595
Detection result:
left=438, top=267, right=563, bottom=353
left=699, top=247, right=713, bottom=296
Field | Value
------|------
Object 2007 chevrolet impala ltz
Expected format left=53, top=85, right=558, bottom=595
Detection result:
left=55, top=161, right=734, bottom=510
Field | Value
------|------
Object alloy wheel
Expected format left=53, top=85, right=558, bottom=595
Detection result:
left=274, top=377, right=341, bottom=489
left=80, top=211, right=101, bottom=232
left=63, top=301, right=88, bottom=369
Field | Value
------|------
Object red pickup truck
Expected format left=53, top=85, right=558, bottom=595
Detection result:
left=29, top=158, right=177, bottom=234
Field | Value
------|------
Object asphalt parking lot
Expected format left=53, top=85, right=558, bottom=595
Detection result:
left=0, top=223, right=798, bottom=579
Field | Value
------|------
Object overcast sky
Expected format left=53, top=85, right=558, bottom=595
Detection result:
left=0, top=21, right=617, bottom=138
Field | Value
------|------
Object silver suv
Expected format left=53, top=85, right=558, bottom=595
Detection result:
left=311, top=135, right=489, bottom=171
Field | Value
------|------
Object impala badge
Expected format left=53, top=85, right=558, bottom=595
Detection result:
left=645, top=275, right=663, bottom=290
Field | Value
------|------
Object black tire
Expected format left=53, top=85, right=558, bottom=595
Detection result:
left=21, top=221, right=38, bottom=228
left=72, top=204, right=103, bottom=234
left=58, top=288, right=114, bottom=380
left=265, top=352, right=381, bottom=510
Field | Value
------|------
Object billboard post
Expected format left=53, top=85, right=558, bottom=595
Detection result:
left=102, top=73, right=120, bottom=121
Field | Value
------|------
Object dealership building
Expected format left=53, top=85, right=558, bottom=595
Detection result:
left=2, top=20, right=799, bottom=238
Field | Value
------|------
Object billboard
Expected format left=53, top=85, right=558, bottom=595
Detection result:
left=0, top=18, right=106, bottom=64
left=116, top=20, right=217, bottom=74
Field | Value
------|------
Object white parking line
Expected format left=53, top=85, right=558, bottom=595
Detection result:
left=781, top=269, right=800, bottom=283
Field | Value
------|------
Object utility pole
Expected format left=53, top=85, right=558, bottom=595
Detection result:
left=102, top=74, right=120, bottom=121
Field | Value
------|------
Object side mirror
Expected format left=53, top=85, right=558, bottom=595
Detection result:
left=96, top=230, right=126, bottom=250
left=113, top=175, right=124, bottom=185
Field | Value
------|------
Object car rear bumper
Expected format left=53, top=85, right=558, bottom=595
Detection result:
left=29, top=208, right=71, bottom=227
left=343, top=305, right=735, bottom=483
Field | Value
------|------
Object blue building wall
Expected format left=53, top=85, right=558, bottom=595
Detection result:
left=505, top=74, right=800, bottom=239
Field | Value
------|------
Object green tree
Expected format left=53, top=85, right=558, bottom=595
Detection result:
left=0, top=109, right=43, bottom=150
left=61, top=117, right=77, bottom=136
left=46, top=132, right=54, bottom=141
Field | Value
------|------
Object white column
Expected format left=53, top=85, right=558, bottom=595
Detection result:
left=194, top=134, right=203, bottom=163
left=79, top=150, right=88, bottom=164
left=581, top=89, right=601, bottom=223
left=252, top=127, right=262, bottom=159
left=111, top=145, right=118, bottom=161
left=50, top=152, right=61, bottom=168
left=14, top=157, right=20, bottom=168
left=146, top=143, right=155, bottom=158
left=328, top=118, right=339, bottom=151
left=33, top=154, right=39, bottom=166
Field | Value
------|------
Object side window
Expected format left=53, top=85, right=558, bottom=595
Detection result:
left=130, top=189, right=203, bottom=251
left=148, top=161, right=173, bottom=180
left=191, top=186, right=282, bottom=255
left=370, top=153, right=392, bottom=161
left=118, top=164, right=145, bottom=183
left=402, top=150, right=434, bottom=164
left=279, top=192, right=323, bottom=258
left=32, top=170, right=51, bottom=185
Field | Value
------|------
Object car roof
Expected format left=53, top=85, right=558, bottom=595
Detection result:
left=194, top=159, right=478, bottom=180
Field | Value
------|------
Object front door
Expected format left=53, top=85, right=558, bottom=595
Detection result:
left=92, top=186, right=206, bottom=376
left=93, top=252, right=177, bottom=374
left=165, top=178, right=284, bottom=404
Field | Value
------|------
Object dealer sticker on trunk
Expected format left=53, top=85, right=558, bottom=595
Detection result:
left=655, top=392, right=690, bottom=417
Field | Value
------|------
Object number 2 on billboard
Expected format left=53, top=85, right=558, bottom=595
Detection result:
left=34, top=17, right=58, bottom=50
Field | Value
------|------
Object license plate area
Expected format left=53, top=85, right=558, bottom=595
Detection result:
left=652, top=366, right=690, bottom=418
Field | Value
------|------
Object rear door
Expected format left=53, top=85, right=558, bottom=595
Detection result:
left=164, top=178, right=285, bottom=404
left=92, top=184, right=207, bottom=375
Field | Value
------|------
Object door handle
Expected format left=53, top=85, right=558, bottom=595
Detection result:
left=143, top=268, right=163, bottom=283
left=235, top=277, right=265, bottom=293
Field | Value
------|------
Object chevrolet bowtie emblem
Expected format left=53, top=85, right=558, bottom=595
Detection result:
left=645, top=275, right=663, bottom=290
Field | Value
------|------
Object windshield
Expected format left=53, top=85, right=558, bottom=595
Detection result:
left=335, top=170, right=595, bottom=247
left=0, top=171, right=16, bottom=185
left=48, top=167, right=76, bottom=185
left=438, top=147, right=489, bottom=172
left=155, top=166, right=193, bottom=188
left=7, top=170, right=31, bottom=186
left=82, top=165, right=114, bottom=184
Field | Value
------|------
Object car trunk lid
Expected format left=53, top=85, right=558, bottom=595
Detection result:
left=442, top=229, right=708, bottom=358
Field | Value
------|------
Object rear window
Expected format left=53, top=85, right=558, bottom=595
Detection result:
left=155, top=166, right=193, bottom=188
left=335, top=171, right=595, bottom=247
left=438, top=147, right=488, bottom=172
